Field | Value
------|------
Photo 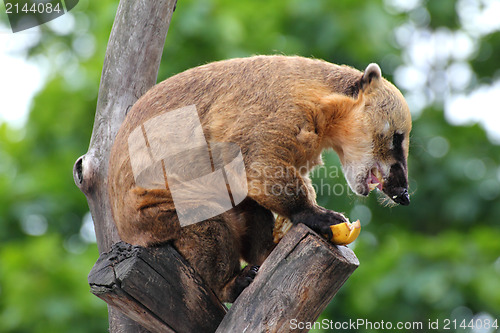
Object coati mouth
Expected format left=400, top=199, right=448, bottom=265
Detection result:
left=367, top=167, right=384, bottom=192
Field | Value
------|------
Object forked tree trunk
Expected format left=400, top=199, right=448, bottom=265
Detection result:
left=73, top=1, right=177, bottom=331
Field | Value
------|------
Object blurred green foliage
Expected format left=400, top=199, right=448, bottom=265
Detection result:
left=1, top=0, right=499, bottom=332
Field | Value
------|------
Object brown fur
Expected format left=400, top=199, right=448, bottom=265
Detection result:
left=108, top=55, right=411, bottom=302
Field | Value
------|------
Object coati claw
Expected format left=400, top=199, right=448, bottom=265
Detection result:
left=223, top=265, right=260, bottom=302
left=249, top=265, right=259, bottom=275
left=234, top=265, right=259, bottom=293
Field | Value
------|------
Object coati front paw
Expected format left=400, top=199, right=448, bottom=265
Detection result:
left=235, top=265, right=260, bottom=286
left=290, top=206, right=347, bottom=239
left=234, top=265, right=259, bottom=294
left=222, top=265, right=259, bottom=303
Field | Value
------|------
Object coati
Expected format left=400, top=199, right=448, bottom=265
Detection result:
left=108, top=55, right=412, bottom=303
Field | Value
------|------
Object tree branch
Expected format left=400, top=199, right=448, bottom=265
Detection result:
left=72, top=0, right=177, bottom=331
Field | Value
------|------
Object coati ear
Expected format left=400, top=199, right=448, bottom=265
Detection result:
left=360, top=63, right=382, bottom=92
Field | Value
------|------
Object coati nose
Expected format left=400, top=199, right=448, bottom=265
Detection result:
left=393, top=189, right=410, bottom=206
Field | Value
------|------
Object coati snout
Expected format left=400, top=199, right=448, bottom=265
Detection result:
left=108, top=55, right=412, bottom=303
left=383, top=162, right=410, bottom=206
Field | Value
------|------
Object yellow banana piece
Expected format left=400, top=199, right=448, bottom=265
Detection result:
left=273, top=215, right=361, bottom=245
left=328, top=219, right=361, bottom=245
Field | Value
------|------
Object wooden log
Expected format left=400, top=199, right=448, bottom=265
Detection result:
left=88, top=224, right=358, bottom=333
left=216, top=223, right=359, bottom=333
left=72, top=0, right=176, bottom=331
left=88, top=242, right=227, bottom=333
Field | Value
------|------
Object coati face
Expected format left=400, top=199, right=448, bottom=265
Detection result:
left=341, top=63, right=412, bottom=206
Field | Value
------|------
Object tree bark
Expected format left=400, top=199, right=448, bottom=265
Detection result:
left=72, top=1, right=177, bottom=331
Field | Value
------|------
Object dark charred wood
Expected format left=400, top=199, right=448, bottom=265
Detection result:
left=88, top=225, right=359, bottom=333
